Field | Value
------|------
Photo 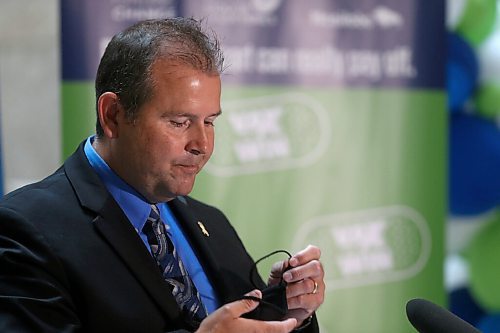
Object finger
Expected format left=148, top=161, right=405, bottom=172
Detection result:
left=287, top=283, right=325, bottom=312
left=269, top=259, right=288, bottom=281
left=260, top=318, right=297, bottom=332
left=286, top=293, right=320, bottom=312
left=225, top=289, right=262, bottom=318
left=288, top=245, right=321, bottom=268
left=285, top=278, right=316, bottom=298
left=283, top=259, right=323, bottom=283
left=286, top=279, right=325, bottom=311
left=245, top=289, right=263, bottom=299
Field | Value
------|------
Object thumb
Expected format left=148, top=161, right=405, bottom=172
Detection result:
left=269, top=260, right=288, bottom=282
left=235, top=289, right=262, bottom=316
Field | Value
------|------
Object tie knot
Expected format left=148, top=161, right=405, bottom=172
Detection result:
left=149, top=204, right=161, bottom=221
left=143, top=205, right=162, bottom=239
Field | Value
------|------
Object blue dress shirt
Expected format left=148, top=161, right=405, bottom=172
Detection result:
left=84, top=136, right=219, bottom=314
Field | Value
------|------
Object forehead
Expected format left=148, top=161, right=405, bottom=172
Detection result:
left=150, top=58, right=220, bottom=87
left=145, top=59, right=221, bottom=112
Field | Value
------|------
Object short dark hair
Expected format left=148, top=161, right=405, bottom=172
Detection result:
left=94, top=17, right=224, bottom=137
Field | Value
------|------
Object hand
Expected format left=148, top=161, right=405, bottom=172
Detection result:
left=269, top=245, right=325, bottom=327
left=196, top=290, right=297, bottom=333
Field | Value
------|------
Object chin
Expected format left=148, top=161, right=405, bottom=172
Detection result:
left=177, top=187, right=195, bottom=197
left=171, top=183, right=196, bottom=198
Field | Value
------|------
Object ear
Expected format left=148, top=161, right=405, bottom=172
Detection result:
left=97, top=92, right=123, bottom=139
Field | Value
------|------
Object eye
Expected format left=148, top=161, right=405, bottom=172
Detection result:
left=170, top=119, right=190, bottom=128
left=205, top=116, right=218, bottom=127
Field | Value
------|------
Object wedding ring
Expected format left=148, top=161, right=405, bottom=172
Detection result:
left=312, top=281, right=318, bottom=294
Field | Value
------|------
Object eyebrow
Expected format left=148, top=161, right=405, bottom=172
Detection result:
left=168, top=110, right=222, bottom=118
left=212, top=110, right=223, bottom=117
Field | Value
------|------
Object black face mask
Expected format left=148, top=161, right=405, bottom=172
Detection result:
left=242, top=250, right=291, bottom=321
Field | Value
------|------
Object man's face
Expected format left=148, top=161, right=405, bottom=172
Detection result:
left=112, top=60, right=221, bottom=202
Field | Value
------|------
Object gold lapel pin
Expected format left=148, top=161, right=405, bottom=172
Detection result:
left=197, top=221, right=210, bottom=237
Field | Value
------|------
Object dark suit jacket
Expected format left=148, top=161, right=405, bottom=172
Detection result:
left=0, top=143, right=318, bottom=333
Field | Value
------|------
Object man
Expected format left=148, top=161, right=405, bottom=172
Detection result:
left=0, top=18, right=324, bottom=332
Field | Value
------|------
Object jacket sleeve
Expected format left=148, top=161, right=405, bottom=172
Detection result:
left=0, top=207, right=82, bottom=332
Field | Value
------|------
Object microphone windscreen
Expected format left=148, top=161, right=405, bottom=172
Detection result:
left=406, top=298, right=481, bottom=333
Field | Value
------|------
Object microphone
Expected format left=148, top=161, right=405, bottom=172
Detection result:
left=406, top=298, right=481, bottom=333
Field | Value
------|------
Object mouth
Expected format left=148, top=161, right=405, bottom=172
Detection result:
left=176, top=164, right=200, bottom=174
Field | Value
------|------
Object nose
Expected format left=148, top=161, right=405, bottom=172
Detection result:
left=186, top=123, right=210, bottom=156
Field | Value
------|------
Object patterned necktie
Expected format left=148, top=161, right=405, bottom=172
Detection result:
left=143, top=205, right=207, bottom=328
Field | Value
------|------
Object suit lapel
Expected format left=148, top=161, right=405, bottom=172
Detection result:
left=93, top=196, right=183, bottom=325
left=64, top=143, right=184, bottom=326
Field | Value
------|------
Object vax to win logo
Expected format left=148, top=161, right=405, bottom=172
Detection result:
left=293, top=206, right=432, bottom=290
left=205, top=93, right=330, bottom=177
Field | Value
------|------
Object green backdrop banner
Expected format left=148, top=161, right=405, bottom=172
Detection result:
left=193, top=87, right=446, bottom=332
left=61, top=1, right=446, bottom=332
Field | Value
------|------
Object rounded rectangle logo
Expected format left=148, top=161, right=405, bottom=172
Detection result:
left=293, top=205, right=432, bottom=290
left=206, top=92, right=331, bottom=177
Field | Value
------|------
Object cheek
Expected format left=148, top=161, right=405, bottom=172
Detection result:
left=208, top=128, right=216, bottom=146
left=206, top=132, right=216, bottom=156
left=147, top=133, right=184, bottom=163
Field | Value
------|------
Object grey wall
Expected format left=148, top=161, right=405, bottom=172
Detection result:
left=0, top=0, right=60, bottom=193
